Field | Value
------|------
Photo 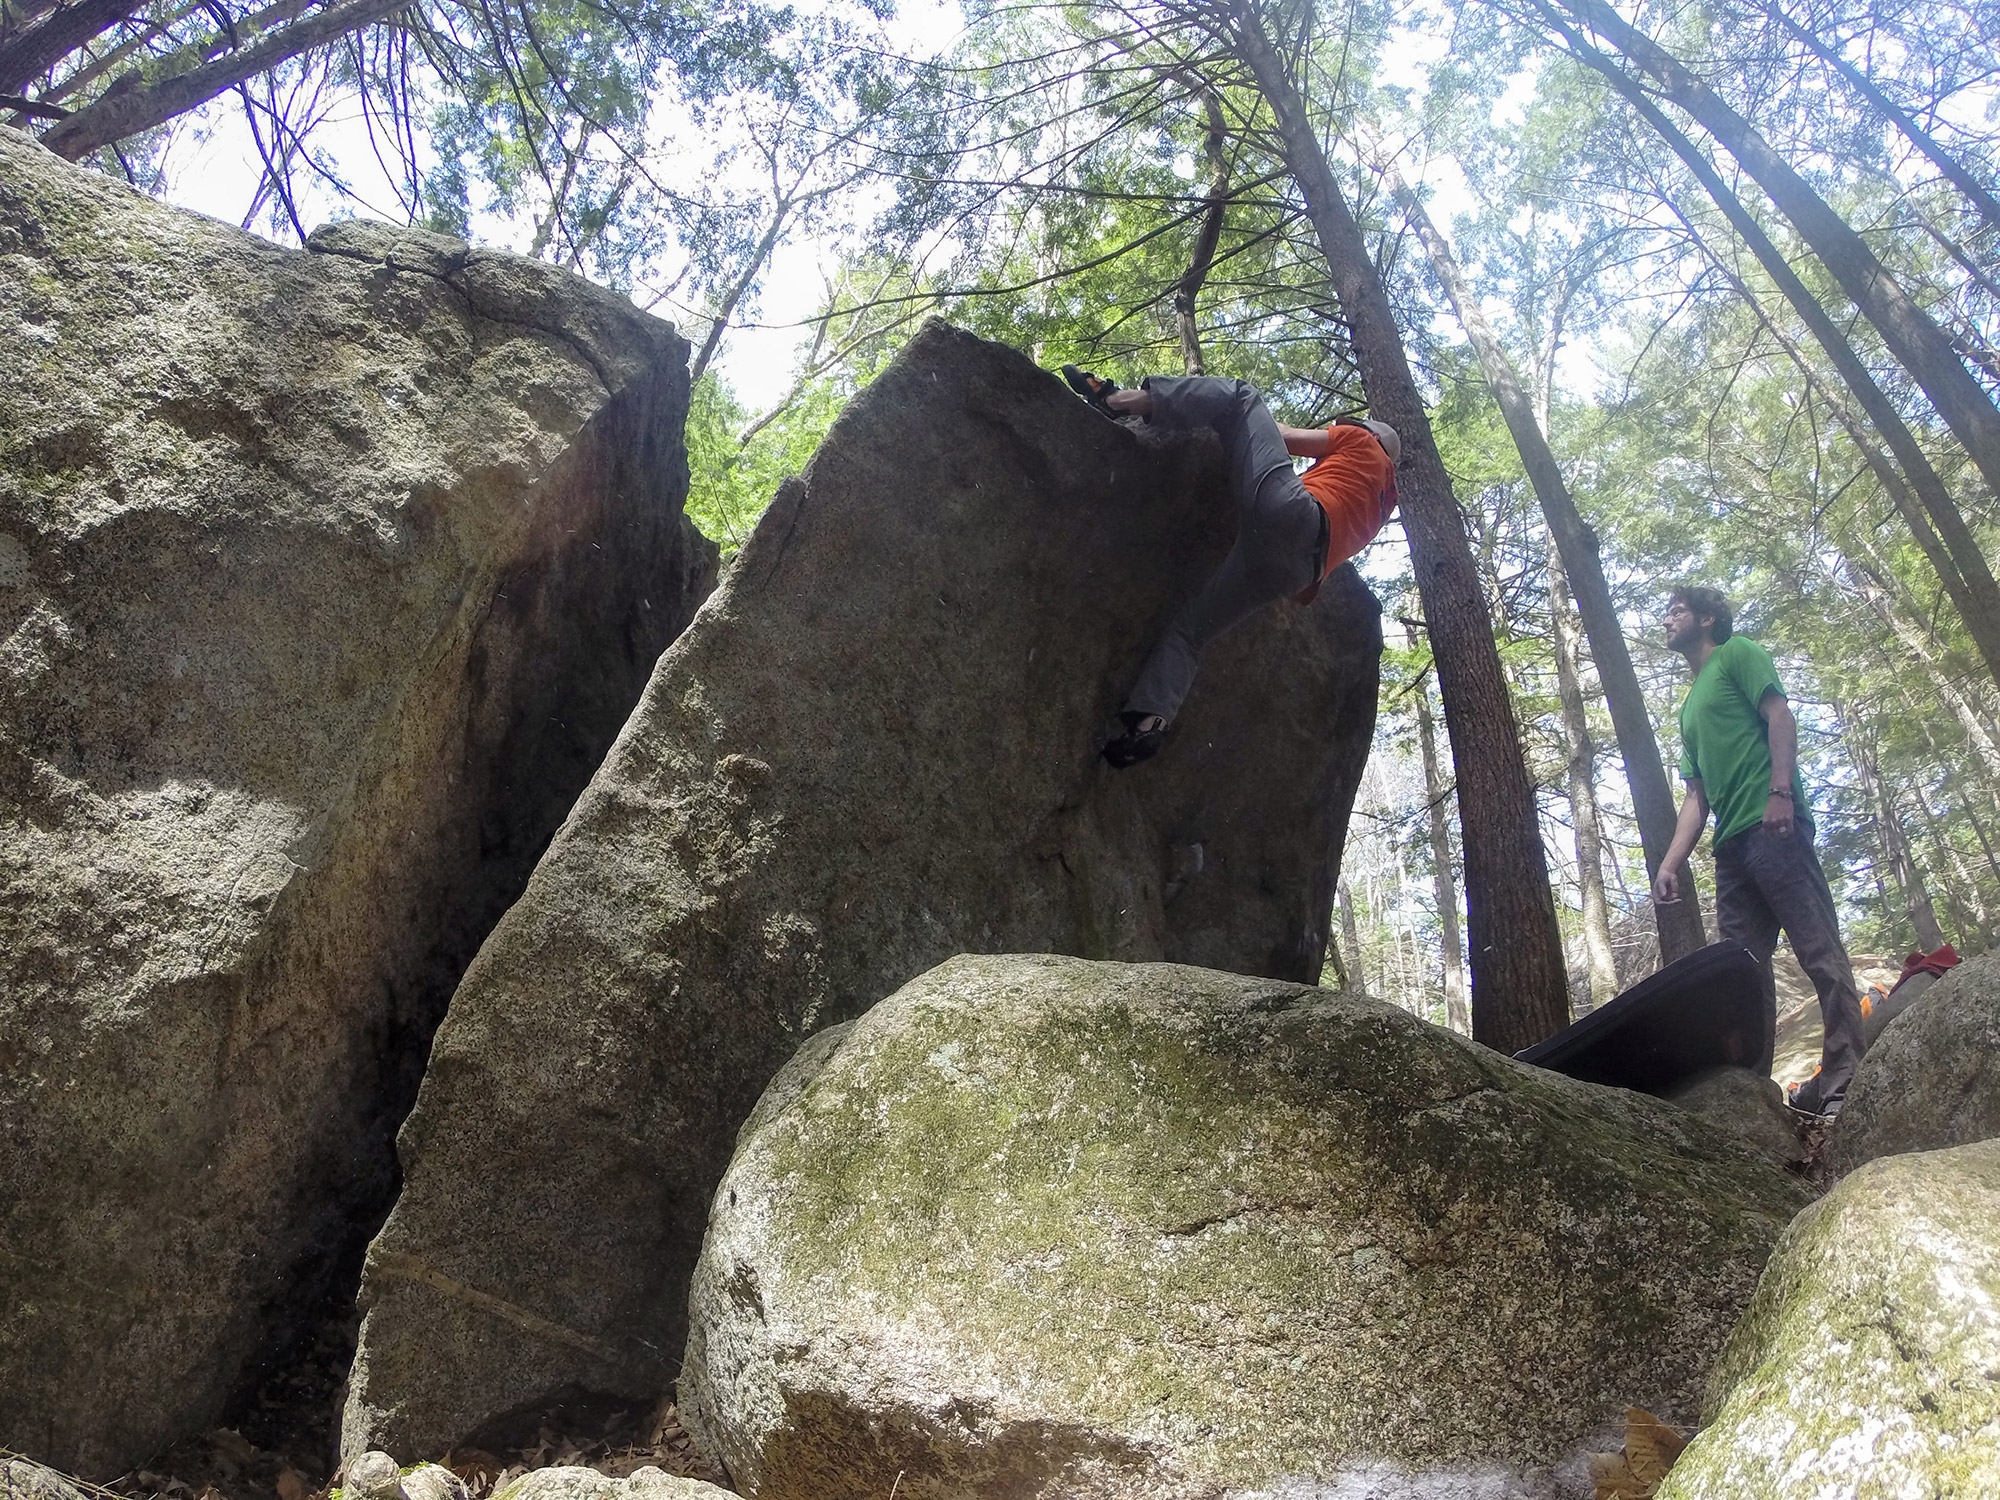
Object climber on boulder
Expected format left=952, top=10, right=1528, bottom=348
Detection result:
left=1063, top=367, right=1399, bottom=768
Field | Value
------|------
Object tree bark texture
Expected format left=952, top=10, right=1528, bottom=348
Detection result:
left=1554, top=0, right=2000, bottom=510
left=1384, top=156, right=1705, bottom=963
left=0, top=0, right=132, bottom=96
left=1542, top=3, right=2000, bottom=690
left=41, top=0, right=409, bottom=158
left=1338, top=882, right=1365, bottom=993
left=1175, top=86, right=1229, bottom=375
left=1764, top=3, right=2000, bottom=235
left=1414, top=674, right=1472, bottom=1034
left=1547, top=540, right=1618, bottom=1007
left=1224, top=0, right=1569, bottom=1051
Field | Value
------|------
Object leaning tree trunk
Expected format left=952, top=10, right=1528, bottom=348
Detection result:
left=1384, top=156, right=1705, bottom=962
left=1763, top=2, right=2000, bottom=236
left=1414, top=672, right=1472, bottom=1034
left=1175, top=86, right=1231, bottom=375
left=1548, top=541, right=1619, bottom=1007
left=1551, top=0, right=2000, bottom=510
left=1542, top=1, right=2000, bottom=691
left=40, top=0, right=410, bottom=159
left=1223, top=0, right=1569, bottom=1051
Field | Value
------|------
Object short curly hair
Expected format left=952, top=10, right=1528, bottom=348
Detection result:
left=1669, top=586, right=1734, bottom=643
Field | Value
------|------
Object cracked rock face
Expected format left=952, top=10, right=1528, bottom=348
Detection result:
left=0, top=131, right=715, bottom=1474
left=340, top=320, right=1381, bottom=1461
left=680, top=953, right=1814, bottom=1500
left=1659, top=1138, right=2000, bottom=1498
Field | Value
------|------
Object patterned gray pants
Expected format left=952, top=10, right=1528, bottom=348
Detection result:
left=1122, top=376, right=1324, bottom=724
left=1714, top=820, right=1867, bottom=1102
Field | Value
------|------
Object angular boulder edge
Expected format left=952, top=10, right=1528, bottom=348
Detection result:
left=1, top=130, right=715, bottom=1475
left=342, top=320, right=1382, bottom=1461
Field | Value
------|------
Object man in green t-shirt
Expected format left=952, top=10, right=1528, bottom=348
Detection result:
left=1653, top=586, right=1864, bottom=1116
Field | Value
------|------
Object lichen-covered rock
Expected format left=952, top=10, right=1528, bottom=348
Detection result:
left=342, top=320, right=1382, bottom=1460
left=492, top=1467, right=738, bottom=1500
left=1666, top=1066, right=1807, bottom=1170
left=1658, top=1139, right=2000, bottom=1499
left=0, top=131, right=714, bottom=1474
left=0, top=1457, right=88, bottom=1500
left=1832, top=949, right=2000, bottom=1174
left=681, top=953, right=1812, bottom=1500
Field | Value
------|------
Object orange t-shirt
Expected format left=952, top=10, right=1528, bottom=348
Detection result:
left=1301, top=423, right=1398, bottom=582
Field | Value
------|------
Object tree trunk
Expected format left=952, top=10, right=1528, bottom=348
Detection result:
left=1552, top=0, right=2000, bottom=509
left=1381, top=152, right=1705, bottom=962
left=1175, top=86, right=1229, bottom=375
left=1548, top=540, right=1618, bottom=1008
left=689, top=198, right=793, bottom=385
left=1414, top=673, right=1471, bottom=1035
left=1543, top=3, right=2000, bottom=690
left=1339, top=882, right=1366, bottom=993
left=1226, top=0, right=1569, bottom=1052
left=1848, top=712, right=1948, bottom=950
left=0, top=0, right=132, bottom=96
left=1764, top=3, right=2000, bottom=234
left=41, top=0, right=408, bottom=158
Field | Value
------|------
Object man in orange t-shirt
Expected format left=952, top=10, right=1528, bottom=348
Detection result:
left=1063, top=369, right=1398, bottom=767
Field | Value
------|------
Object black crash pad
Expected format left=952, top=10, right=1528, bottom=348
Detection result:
left=1515, top=942, right=1766, bottom=1095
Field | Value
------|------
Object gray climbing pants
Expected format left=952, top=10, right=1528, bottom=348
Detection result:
left=1714, top=820, right=1868, bottom=1102
left=1122, top=376, right=1325, bottom=724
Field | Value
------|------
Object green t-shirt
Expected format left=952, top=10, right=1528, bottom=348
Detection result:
left=1677, top=635, right=1809, bottom=845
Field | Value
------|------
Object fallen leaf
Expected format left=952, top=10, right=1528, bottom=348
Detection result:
left=1588, top=1450, right=1639, bottom=1500
left=1624, top=1407, right=1689, bottom=1487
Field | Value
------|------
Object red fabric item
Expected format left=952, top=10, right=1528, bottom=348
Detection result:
left=1891, top=943, right=1960, bottom=991
left=1292, top=424, right=1397, bottom=603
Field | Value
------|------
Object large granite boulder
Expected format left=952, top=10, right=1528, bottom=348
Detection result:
left=342, top=320, right=1383, bottom=1458
left=1832, top=948, right=2000, bottom=1173
left=1659, top=1139, right=2000, bottom=1498
left=0, top=131, right=715, bottom=1474
left=681, top=953, right=1813, bottom=1500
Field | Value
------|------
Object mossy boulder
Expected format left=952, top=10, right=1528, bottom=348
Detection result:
left=0, top=131, right=715, bottom=1474
left=1659, top=1139, right=2000, bottom=1498
left=1, top=1457, right=88, bottom=1500
left=680, top=953, right=1812, bottom=1500
left=1832, top=949, right=2000, bottom=1174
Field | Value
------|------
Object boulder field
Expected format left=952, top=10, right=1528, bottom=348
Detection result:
left=680, top=953, right=1814, bottom=1500
left=0, top=130, right=715, bottom=1475
left=342, top=320, right=1384, bottom=1460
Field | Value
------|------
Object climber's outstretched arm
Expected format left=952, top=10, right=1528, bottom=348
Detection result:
left=1279, top=424, right=1329, bottom=458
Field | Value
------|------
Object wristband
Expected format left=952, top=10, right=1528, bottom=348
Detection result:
left=1769, top=787, right=1794, bottom=799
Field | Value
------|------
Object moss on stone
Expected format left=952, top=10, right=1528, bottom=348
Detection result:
left=1659, top=1139, right=2000, bottom=1498
left=685, top=954, right=1812, bottom=1499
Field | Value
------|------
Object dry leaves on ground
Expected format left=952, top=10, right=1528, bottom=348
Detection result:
left=1588, top=1407, right=1690, bottom=1500
left=440, top=1397, right=725, bottom=1497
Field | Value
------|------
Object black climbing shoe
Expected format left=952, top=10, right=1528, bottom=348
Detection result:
left=1787, top=1074, right=1845, bottom=1119
left=1062, top=364, right=1121, bottom=417
left=1103, top=711, right=1166, bottom=769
